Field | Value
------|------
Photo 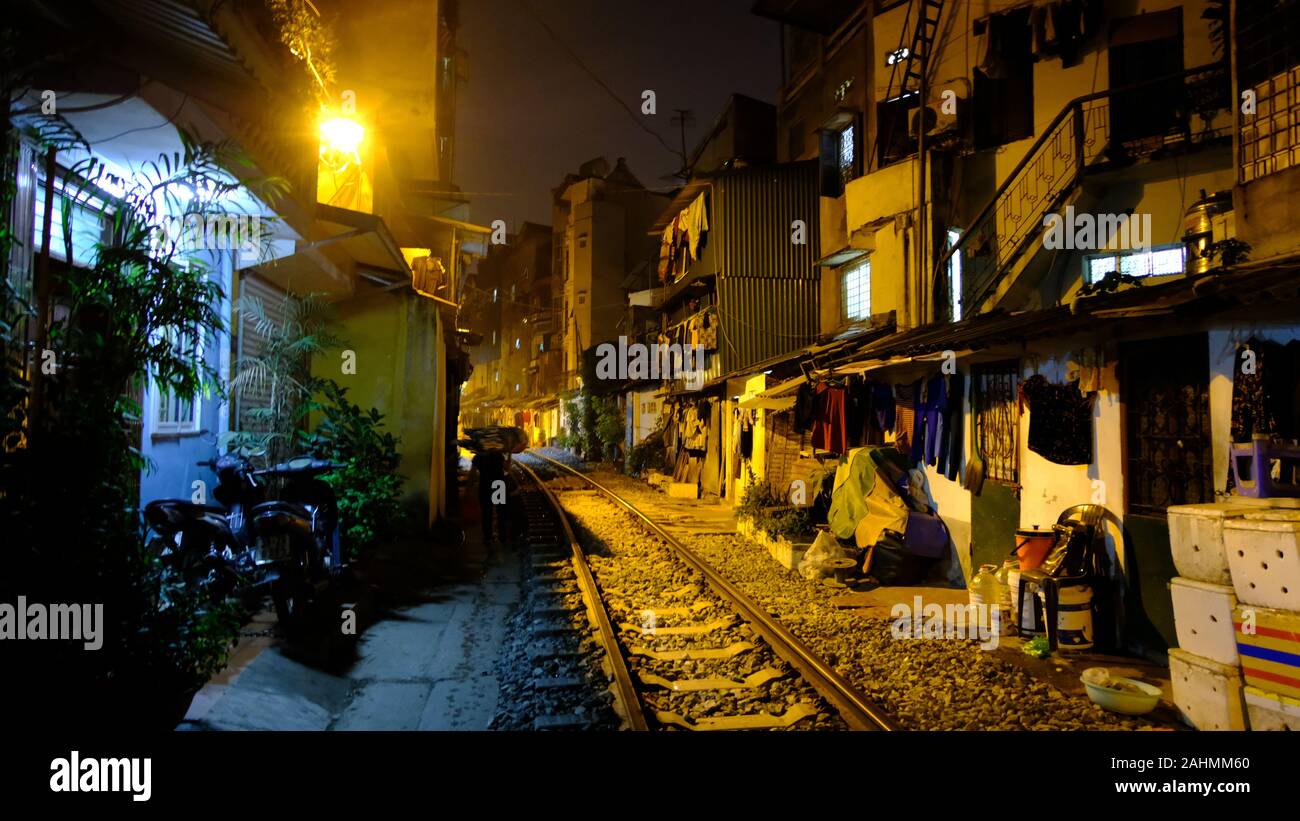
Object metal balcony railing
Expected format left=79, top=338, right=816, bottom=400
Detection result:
left=933, top=62, right=1230, bottom=319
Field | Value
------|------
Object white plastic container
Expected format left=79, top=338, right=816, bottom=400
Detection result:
left=1223, top=510, right=1300, bottom=610
left=1169, top=577, right=1239, bottom=666
left=1243, top=685, right=1300, bottom=731
left=1168, top=647, right=1248, bottom=731
left=1168, top=502, right=1258, bottom=585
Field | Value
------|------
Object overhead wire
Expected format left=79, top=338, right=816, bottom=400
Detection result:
left=510, top=0, right=681, bottom=163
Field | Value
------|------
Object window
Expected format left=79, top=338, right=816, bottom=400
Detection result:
left=838, top=124, right=856, bottom=186
left=1085, top=246, right=1185, bottom=284
left=973, top=9, right=1035, bottom=150
left=973, top=363, right=1019, bottom=485
left=33, top=178, right=110, bottom=267
left=819, top=116, right=861, bottom=196
left=152, top=325, right=203, bottom=435
left=841, top=258, right=870, bottom=321
left=876, top=95, right=921, bottom=167
left=947, top=228, right=964, bottom=321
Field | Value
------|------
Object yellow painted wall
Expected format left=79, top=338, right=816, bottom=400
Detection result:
left=320, top=289, right=447, bottom=528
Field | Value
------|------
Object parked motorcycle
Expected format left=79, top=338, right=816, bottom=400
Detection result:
left=248, top=456, right=345, bottom=633
left=142, top=452, right=264, bottom=598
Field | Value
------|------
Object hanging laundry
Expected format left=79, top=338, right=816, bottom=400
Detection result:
left=657, top=223, right=675, bottom=282
left=894, top=382, right=918, bottom=457
left=872, top=382, right=896, bottom=433
left=917, top=374, right=949, bottom=468
left=736, top=407, right=754, bottom=460
left=1066, top=346, right=1104, bottom=394
left=1232, top=338, right=1300, bottom=444
left=811, top=382, right=848, bottom=455
left=846, top=375, right=869, bottom=448
left=683, top=192, right=709, bottom=260
left=1019, top=374, right=1095, bottom=465
left=939, top=371, right=966, bottom=482
left=699, top=307, right=719, bottom=351
left=794, top=382, right=816, bottom=433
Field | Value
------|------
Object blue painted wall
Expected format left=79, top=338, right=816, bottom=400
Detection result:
left=137, top=250, right=233, bottom=509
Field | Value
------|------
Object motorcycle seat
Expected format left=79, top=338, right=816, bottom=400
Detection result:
left=251, top=500, right=315, bottom=537
left=144, top=499, right=228, bottom=526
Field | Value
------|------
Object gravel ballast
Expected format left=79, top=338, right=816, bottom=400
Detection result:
left=552, top=463, right=1152, bottom=731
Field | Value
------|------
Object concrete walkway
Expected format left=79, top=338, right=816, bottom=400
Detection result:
left=180, top=550, right=520, bottom=732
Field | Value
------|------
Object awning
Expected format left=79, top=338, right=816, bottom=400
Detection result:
left=815, top=247, right=869, bottom=268
left=738, top=374, right=804, bottom=410
left=253, top=202, right=411, bottom=296
left=314, top=203, right=410, bottom=277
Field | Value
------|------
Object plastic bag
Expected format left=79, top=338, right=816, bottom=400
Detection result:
left=798, top=529, right=853, bottom=581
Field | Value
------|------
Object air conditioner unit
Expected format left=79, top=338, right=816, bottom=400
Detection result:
left=909, top=87, right=967, bottom=139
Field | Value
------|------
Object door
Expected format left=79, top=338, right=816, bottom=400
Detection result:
left=1121, top=333, right=1213, bottom=652
left=1109, top=9, right=1185, bottom=144
left=969, top=363, right=1021, bottom=571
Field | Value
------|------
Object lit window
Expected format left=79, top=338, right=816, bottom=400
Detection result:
left=947, top=228, right=963, bottom=322
left=841, top=258, right=870, bottom=321
left=152, top=324, right=203, bottom=434
left=33, top=179, right=109, bottom=267
left=1085, top=246, right=1185, bottom=284
left=839, top=125, right=856, bottom=186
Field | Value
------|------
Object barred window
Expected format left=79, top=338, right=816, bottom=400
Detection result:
left=841, top=258, right=871, bottom=322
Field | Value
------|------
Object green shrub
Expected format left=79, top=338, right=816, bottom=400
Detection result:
left=300, top=379, right=406, bottom=561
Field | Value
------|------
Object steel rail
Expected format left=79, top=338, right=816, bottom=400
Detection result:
left=513, top=459, right=649, bottom=731
left=525, top=451, right=900, bottom=732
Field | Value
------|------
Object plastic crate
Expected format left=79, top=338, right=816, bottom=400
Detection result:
left=1224, top=511, right=1300, bottom=610
left=1171, top=577, right=1239, bottom=666
left=1233, top=604, right=1300, bottom=699
left=1169, top=647, right=1248, bottom=731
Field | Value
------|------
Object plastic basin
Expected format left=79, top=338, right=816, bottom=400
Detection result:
left=1083, top=676, right=1161, bottom=715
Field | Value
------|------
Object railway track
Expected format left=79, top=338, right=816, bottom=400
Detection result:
left=513, top=451, right=898, bottom=732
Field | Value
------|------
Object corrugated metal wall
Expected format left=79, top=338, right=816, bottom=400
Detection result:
left=713, top=160, right=821, bottom=372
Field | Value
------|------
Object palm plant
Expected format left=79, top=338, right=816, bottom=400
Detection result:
left=1, top=106, right=287, bottom=723
left=227, top=291, right=340, bottom=466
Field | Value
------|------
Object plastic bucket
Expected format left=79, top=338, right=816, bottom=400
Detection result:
left=1056, top=584, right=1095, bottom=651
left=1014, top=528, right=1054, bottom=570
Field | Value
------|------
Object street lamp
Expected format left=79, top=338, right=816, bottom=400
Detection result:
left=319, top=114, right=365, bottom=172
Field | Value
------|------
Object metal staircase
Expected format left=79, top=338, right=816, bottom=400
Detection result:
left=931, top=62, right=1230, bottom=320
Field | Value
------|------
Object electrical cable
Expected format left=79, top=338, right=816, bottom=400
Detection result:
left=510, top=0, right=680, bottom=162
left=86, top=95, right=188, bottom=145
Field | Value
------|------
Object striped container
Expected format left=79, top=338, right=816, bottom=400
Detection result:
left=1233, top=605, right=1300, bottom=699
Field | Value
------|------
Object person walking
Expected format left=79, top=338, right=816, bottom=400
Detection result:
left=471, top=447, right=509, bottom=549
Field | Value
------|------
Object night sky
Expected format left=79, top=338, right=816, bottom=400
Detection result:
left=456, top=0, right=780, bottom=231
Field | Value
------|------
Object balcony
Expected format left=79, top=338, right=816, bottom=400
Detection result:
left=934, top=63, right=1231, bottom=319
